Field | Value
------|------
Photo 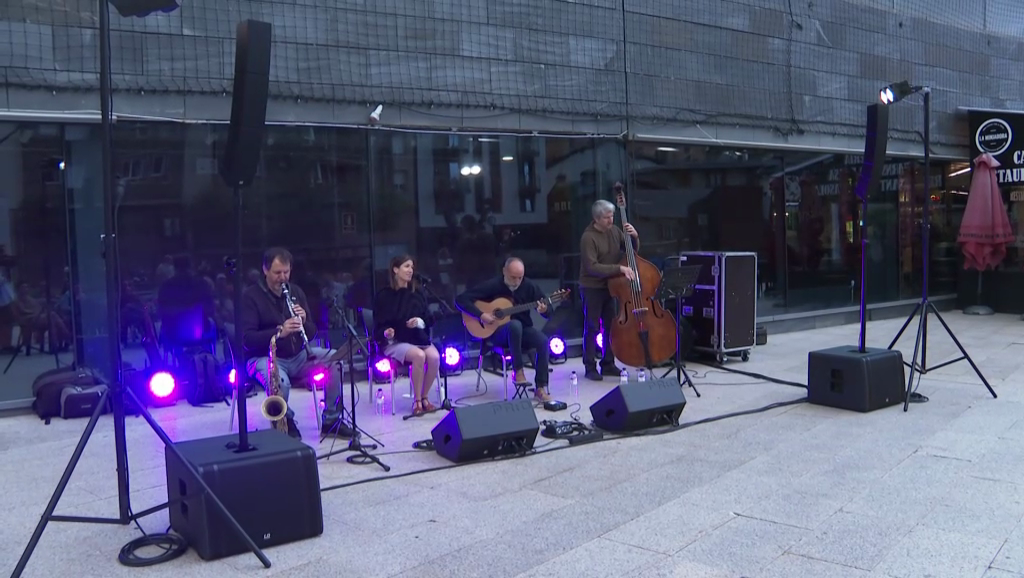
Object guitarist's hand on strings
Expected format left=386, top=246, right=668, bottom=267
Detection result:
left=619, top=265, right=636, bottom=280
left=479, top=313, right=496, bottom=325
left=536, top=300, right=548, bottom=315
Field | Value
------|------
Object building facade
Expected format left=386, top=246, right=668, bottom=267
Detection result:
left=0, top=0, right=1020, bottom=406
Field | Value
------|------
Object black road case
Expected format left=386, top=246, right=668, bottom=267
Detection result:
left=677, top=251, right=757, bottom=363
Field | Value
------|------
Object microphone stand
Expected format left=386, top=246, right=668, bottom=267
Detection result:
left=319, top=305, right=390, bottom=472
left=416, top=277, right=454, bottom=411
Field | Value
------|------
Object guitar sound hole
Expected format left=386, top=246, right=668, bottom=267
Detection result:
left=494, top=311, right=505, bottom=319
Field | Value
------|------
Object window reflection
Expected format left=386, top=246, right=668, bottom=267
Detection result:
left=630, top=143, right=961, bottom=314
left=0, top=123, right=76, bottom=404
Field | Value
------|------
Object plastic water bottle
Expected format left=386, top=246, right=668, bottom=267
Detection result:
left=375, top=388, right=385, bottom=415
left=569, top=371, right=578, bottom=397
left=620, top=368, right=629, bottom=384
left=638, top=368, right=647, bottom=382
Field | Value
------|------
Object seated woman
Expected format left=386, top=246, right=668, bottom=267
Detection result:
left=373, top=255, right=441, bottom=415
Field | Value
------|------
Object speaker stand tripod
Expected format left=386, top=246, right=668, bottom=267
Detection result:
left=319, top=319, right=390, bottom=472
left=885, top=87, right=996, bottom=411
left=656, top=264, right=702, bottom=397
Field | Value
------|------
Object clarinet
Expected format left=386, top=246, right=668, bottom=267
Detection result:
left=280, top=283, right=310, bottom=349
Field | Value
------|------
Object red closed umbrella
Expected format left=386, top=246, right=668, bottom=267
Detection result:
left=958, top=153, right=1014, bottom=314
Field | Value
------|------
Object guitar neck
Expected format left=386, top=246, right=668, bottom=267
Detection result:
left=500, top=302, right=540, bottom=316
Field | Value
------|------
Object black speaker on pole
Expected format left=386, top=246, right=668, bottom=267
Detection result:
left=220, top=19, right=272, bottom=188
left=807, top=103, right=905, bottom=413
left=589, top=378, right=687, bottom=432
left=164, top=430, right=324, bottom=560
left=431, top=400, right=540, bottom=463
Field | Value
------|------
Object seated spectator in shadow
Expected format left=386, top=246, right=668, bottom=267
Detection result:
left=157, top=255, right=216, bottom=355
left=13, top=283, right=70, bottom=352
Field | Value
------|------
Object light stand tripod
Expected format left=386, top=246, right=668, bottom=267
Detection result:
left=12, top=4, right=271, bottom=575
left=319, top=322, right=391, bottom=472
left=883, top=85, right=996, bottom=410
left=656, top=265, right=701, bottom=397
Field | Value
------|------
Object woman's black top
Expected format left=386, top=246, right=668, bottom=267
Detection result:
left=372, top=286, right=432, bottom=347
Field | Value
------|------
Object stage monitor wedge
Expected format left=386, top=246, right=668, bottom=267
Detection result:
left=590, top=378, right=687, bottom=432
left=431, top=400, right=540, bottom=463
left=220, top=19, right=273, bottom=189
left=854, top=103, right=890, bottom=201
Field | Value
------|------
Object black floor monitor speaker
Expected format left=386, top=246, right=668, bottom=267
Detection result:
left=220, top=19, right=272, bottom=188
left=590, top=378, right=687, bottom=432
left=165, top=429, right=323, bottom=560
left=807, top=346, right=906, bottom=412
left=431, top=399, right=540, bottom=463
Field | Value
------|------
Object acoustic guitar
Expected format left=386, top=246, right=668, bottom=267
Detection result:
left=462, top=289, right=570, bottom=339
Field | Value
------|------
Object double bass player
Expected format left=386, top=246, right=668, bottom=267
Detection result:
left=579, top=188, right=639, bottom=381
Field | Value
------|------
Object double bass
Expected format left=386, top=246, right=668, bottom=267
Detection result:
left=607, top=185, right=678, bottom=369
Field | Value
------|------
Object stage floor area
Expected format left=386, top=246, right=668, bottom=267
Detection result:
left=3, top=312, right=1024, bottom=578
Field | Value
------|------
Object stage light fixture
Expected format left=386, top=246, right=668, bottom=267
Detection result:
left=147, top=371, right=178, bottom=406
left=441, top=345, right=464, bottom=377
left=548, top=336, right=567, bottom=364
left=879, top=80, right=919, bottom=105
left=372, top=357, right=393, bottom=384
left=228, top=368, right=237, bottom=385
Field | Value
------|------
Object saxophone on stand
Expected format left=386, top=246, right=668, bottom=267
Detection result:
left=262, top=331, right=289, bottom=432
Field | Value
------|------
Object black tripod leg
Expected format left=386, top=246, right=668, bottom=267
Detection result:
left=681, top=364, right=700, bottom=397
left=12, top=390, right=115, bottom=578
left=3, top=345, right=21, bottom=374
left=903, top=305, right=928, bottom=412
left=927, top=302, right=997, bottom=399
left=888, top=301, right=923, bottom=350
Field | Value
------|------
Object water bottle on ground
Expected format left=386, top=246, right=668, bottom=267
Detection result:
left=375, top=388, right=385, bottom=415
left=620, top=368, right=629, bottom=384
left=638, top=368, right=646, bottom=382
left=570, top=371, right=578, bottom=397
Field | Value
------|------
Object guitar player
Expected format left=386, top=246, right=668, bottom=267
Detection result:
left=455, top=257, right=552, bottom=401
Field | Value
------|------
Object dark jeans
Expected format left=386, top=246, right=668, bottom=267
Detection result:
left=582, top=286, right=617, bottom=369
left=493, top=319, right=549, bottom=385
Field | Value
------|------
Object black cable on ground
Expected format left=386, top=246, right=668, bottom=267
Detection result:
left=118, top=533, right=189, bottom=567
left=700, top=362, right=808, bottom=389
left=319, top=394, right=807, bottom=494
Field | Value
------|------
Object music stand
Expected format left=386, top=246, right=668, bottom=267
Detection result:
left=656, top=265, right=702, bottom=397
left=318, top=314, right=390, bottom=472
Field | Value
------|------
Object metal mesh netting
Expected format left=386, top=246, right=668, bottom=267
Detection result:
left=3, top=0, right=1024, bottom=144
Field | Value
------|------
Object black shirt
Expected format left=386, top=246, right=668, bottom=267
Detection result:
left=240, top=280, right=316, bottom=360
left=372, top=287, right=432, bottom=348
left=455, top=276, right=547, bottom=328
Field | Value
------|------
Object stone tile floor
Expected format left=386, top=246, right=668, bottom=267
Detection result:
left=1, top=311, right=1023, bottom=577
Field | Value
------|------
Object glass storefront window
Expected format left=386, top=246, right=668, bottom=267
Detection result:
left=630, top=143, right=961, bottom=316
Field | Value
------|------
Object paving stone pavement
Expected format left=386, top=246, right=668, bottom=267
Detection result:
left=1, top=311, right=1023, bottom=578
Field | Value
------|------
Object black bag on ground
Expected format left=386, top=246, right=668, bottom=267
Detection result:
left=32, top=367, right=107, bottom=423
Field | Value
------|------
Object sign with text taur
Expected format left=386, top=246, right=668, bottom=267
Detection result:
left=968, top=110, right=1024, bottom=185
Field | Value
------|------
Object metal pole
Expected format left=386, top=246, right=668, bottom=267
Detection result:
left=98, top=0, right=131, bottom=523
left=233, top=185, right=250, bottom=451
left=920, top=88, right=931, bottom=370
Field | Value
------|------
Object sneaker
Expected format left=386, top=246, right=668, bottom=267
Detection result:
left=584, top=367, right=603, bottom=381
left=321, top=418, right=355, bottom=438
left=286, top=417, right=302, bottom=440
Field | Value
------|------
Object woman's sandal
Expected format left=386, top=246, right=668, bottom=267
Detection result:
left=420, top=398, right=437, bottom=413
left=411, top=400, right=425, bottom=416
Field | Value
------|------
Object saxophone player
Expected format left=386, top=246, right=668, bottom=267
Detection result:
left=241, top=247, right=352, bottom=440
